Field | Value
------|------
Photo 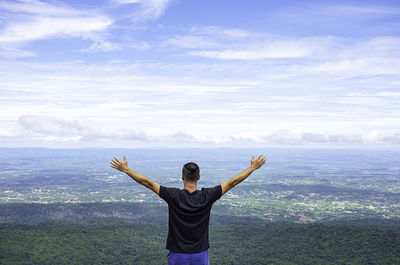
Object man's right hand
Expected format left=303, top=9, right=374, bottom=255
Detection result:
left=110, top=156, right=129, bottom=173
left=249, top=155, right=267, bottom=170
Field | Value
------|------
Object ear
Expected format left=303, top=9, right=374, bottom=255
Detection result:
left=182, top=174, right=184, bottom=181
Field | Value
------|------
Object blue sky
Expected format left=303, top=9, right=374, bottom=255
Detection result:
left=0, top=0, right=399, bottom=148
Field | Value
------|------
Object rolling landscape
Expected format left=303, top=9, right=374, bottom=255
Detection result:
left=1, top=147, right=400, bottom=264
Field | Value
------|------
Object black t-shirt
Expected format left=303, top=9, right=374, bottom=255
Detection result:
left=159, top=185, right=223, bottom=254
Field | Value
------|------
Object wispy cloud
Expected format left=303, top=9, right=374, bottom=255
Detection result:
left=109, top=0, right=172, bottom=22
left=131, top=0, right=171, bottom=22
left=0, top=0, right=174, bottom=57
left=0, top=0, right=114, bottom=58
left=0, top=0, right=113, bottom=43
left=80, top=40, right=122, bottom=53
left=323, top=4, right=400, bottom=16
left=188, top=43, right=310, bottom=60
left=0, top=46, right=36, bottom=58
left=0, top=0, right=85, bottom=16
left=0, top=16, right=113, bottom=44
left=165, top=27, right=337, bottom=60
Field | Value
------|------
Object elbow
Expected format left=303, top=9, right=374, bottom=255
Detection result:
left=142, top=180, right=154, bottom=189
left=142, top=181, right=150, bottom=188
left=230, top=180, right=239, bottom=188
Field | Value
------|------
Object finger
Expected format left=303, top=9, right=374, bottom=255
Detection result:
left=113, top=157, right=121, bottom=163
left=110, top=161, right=118, bottom=166
left=252, top=156, right=254, bottom=161
left=123, top=156, right=126, bottom=162
left=257, top=155, right=262, bottom=160
left=112, top=159, right=121, bottom=165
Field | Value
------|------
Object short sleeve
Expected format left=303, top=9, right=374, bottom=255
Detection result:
left=159, top=186, right=177, bottom=204
left=203, top=185, right=222, bottom=204
left=213, top=185, right=223, bottom=201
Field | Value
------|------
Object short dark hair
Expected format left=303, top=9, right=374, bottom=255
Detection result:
left=182, top=162, right=200, bottom=182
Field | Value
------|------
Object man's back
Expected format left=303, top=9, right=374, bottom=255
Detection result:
left=111, top=154, right=267, bottom=264
left=159, top=185, right=222, bottom=254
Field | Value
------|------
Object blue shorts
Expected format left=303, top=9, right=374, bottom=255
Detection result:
left=167, top=249, right=209, bottom=265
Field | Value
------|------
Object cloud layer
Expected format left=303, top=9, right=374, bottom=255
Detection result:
left=0, top=0, right=399, bottom=148
left=0, top=115, right=397, bottom=147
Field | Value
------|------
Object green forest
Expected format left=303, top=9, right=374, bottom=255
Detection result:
left=1, top=222, right=400, bottom=265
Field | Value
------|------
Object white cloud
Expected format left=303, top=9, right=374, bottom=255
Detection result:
left=263, top=130, right=400, bottom=145
left=189, top=26, right=255, bottom=39
left=166, top=27, right=336, bottom=60
left=0, top=46, right=37, bottom=58
left=0, top=128, right=14, bottom=137
left=326, top=4, right=400, bottom=16
left=165, top=26, right=400, bottom=72
left=365, top=132, right=400, bottom=145
left=0, top=0, right=84, bottom=16
left=18, top=115, right=150, bottom=141
left=110, top=0, right=172, bottom=22
left=0, top=0, right=174, bottom=56
left=131, top=0, right=171, bottom=22
left=8, top=117, right=400, bottom=146
left=112, top=0, right=142, bottom=4
left=0, top=3, right=399, bottom=150
left=188, top=44, right=309, bottom=60
left=130, top=41, right=152, bottom=49
left=164, top=35, right=219, bottom=49
left=0, top=0, right=115, bottom=57
left=0, top=57, right=399, bottom=148
left=0, top=16, right=113, bottom=44
left=80, top=40, right=122, bottom=53
left=168, top=131, right=233, bottom=144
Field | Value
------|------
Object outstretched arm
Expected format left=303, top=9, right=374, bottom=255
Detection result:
left=110, top=156, right=160, bottom=195
left=221, top=155, right=267, bottom=195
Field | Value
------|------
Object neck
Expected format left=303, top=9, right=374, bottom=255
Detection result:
left=184, top=181, right=197, bottom=193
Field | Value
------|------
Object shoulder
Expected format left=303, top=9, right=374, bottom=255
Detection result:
left=201, top=185, right=222, bottom=200
left=159, top=186, right=181, bottom=200
left=202, top=185, right=222, bottom=192
left=160, top=185, right=179, bottom=191
left=160, top=186, right=180, bottom=193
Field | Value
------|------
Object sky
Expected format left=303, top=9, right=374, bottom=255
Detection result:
left=0, top=0, right=399, bottom=149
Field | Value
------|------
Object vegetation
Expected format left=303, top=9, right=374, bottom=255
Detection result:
left=2, top=202, right=399, bottom=227
left=1, top=222, right=400, bottom=265
left=0, top=202, right=267, bottom=226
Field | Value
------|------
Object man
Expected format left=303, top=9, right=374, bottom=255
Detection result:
left=110, top=154, right=267, bottom=265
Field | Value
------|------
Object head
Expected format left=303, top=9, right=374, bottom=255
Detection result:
left=182, top=162, right=200, bottom=182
